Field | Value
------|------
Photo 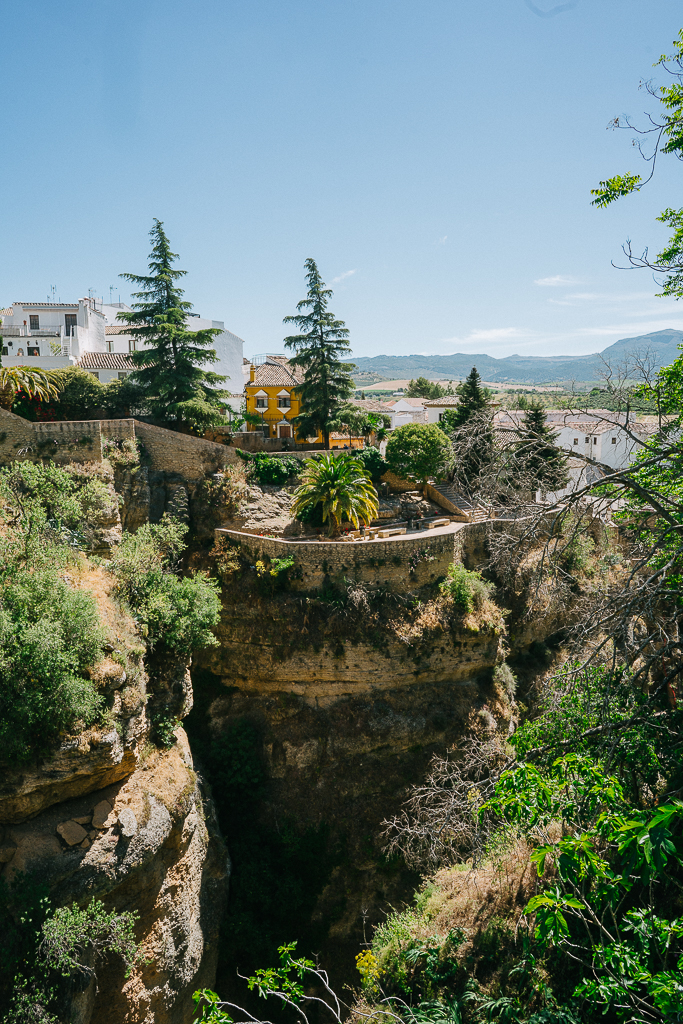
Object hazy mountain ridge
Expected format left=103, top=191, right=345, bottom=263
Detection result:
left=350, top=329, right=683, bottom=384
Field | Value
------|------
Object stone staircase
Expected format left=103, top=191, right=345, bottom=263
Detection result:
left=427, top=483, right=490, bottom=523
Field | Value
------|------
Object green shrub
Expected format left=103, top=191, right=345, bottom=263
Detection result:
left=0, top=462, right=84, bottom=539
left=355, top=446, right=387, bottom=482
left=0, top=562, right=105, bottom=764
left=493, top=662, right=517, bottom=700
left=439, top=563, right=493, bottom=613
left=255, top=555, right=297, bottom=594
left=2, top=898, right=140, bottom=1021
left=110, top=516, right=221, bottom=655
left=236, top=450, right=300, bottom=486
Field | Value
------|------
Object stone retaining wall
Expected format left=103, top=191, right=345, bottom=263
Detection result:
left=0, top=410, right=238, bottom=479
left=216, top=526, right=459, bottom=592
left=133, top=420, right=238, bottom=478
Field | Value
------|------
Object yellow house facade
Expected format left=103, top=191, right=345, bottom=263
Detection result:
left=244, top=358, right=363, bottom=448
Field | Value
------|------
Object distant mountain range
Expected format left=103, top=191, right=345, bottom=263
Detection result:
left=350, top=329, right=683, bottom=385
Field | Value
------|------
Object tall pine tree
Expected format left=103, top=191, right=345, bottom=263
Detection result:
left=447, top=366, right=494, bottom=488
left=514, top=401, right=568, bottom=495
left=283, top=259, right=355, bottom=449
left=118, top=219, right=227, bottom=431
left=453, top=366, right=491, bottom=426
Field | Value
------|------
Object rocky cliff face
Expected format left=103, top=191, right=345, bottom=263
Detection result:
left=2, top=729, right=227, bottom=1023
left=0, top=543, right=228, bottom=1023
left=191, top=561, right=509, bottom=993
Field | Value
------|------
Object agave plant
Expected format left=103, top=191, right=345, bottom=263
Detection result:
left=291, top=452, right=379, bottom=537
left=0, top=366, right=65, bottom=412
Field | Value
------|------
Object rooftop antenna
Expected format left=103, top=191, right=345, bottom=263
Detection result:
left=109, top=285, right=115, bottom=304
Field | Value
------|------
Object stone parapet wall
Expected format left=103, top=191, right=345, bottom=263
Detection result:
left=217, top=526, right=459, bottom=592
left=0, top=410, right=239, bottom=479
left=100, top=418, right=136, bottom=441
left=0, top=409, right=104, bottom=463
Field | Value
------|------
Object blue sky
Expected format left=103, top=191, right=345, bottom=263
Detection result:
left=2, top=0, right=682, bottom=360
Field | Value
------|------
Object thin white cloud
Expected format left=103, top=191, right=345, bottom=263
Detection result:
left=549, top=290, right=655, bottom=306
left=468, top=327, right=526, bottom=341
left=436, top=235, right=447, bottom=245
left=331, top=269, right=357, bottom=284
left=534, top=274, right=580, bottom=287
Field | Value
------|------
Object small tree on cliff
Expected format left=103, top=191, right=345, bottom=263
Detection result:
left=119, top=219, right=228, bottom=431
left=385, top=423, right=452, bottom=485
left=283, top=259, right=355, bottom=448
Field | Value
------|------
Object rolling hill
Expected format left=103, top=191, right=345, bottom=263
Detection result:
left=350, top=329, right=683, bottom=385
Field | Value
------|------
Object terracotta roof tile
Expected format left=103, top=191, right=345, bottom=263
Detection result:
left=423, top=396, right=461, bottom=407
left=246, top=362, right=303, bottom=387
left=78, top=352, right=134, bottom=370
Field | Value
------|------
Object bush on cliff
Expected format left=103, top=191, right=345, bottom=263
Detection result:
left=0, top=466, right=108, bottom=764
left=110, top=515, right=221, bottom=654
left=439, top=562, right=493, bottom=614
left=236, top=449, right=300, bottom=486
left=0, top=560, right=105, bottom=764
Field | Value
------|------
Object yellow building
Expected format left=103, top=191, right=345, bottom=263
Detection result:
left=244, top=357, right=363, bottom=448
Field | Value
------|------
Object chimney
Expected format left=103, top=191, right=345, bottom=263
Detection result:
left=250, top=364, right=255, bottom=383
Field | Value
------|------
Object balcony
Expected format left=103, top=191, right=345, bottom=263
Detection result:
left=0, top=325, right=62, bottom=337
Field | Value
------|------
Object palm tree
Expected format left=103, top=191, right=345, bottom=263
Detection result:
left=291, top=452, right=379, bottom=537
left=0, top=366, right=65, bottom=412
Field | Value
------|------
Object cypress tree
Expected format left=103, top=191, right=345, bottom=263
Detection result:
left=515, top=401, right=568, bottom=494
left=283, top=259, right=355, bottom=449
left=118, top=219, right=227, bottom=431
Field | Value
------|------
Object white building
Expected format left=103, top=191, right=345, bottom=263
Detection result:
left=423, top=396, right=461, bottom=424
left=389, top=397, right=427, bottom=425
left=0, top=299, right=106, bottom=367
left=0, top=299, right=244, bottom=394
left=493, top=408, right=649, bottom=472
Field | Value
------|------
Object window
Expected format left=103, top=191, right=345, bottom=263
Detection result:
left=27, top=347, right=40, bottom=356
left=573, top=438, right=578, bottom=445
left=611, top=437, right=617, bottom=444
left=65, top=313, right=77, bottom=336
left=277, top=396, right=291, bottom=409
left=29, top=315, right=39, bottom=330
left=256, top=397, right=267, bottom=409
left=584, top=436, right=590, bottom=443
left=87, top=370, right=100, bottom=380
left=593, top=437, right=597, bottom=444
left=117, top=371, right=129, bottom=379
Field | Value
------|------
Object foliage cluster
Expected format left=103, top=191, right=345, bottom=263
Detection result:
left=119, top=219, right=228, bottom=431
left=354, top=445, right=387, bottom=482
left=0, top=889, right=140, bottom=1024
left=405, top=377, right=454, bottom=400
left=439, top=563, right=494, bottom=614
left=0, top=463, right=110, bottom=764
left=385, top=424, right=452, bottom=484
left=236, top=449, right=301, bottom=486
left=109, top=515, right=221, bottom=655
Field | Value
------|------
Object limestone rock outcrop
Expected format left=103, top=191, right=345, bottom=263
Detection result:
left=2, top=729, right=228, bottom=1024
